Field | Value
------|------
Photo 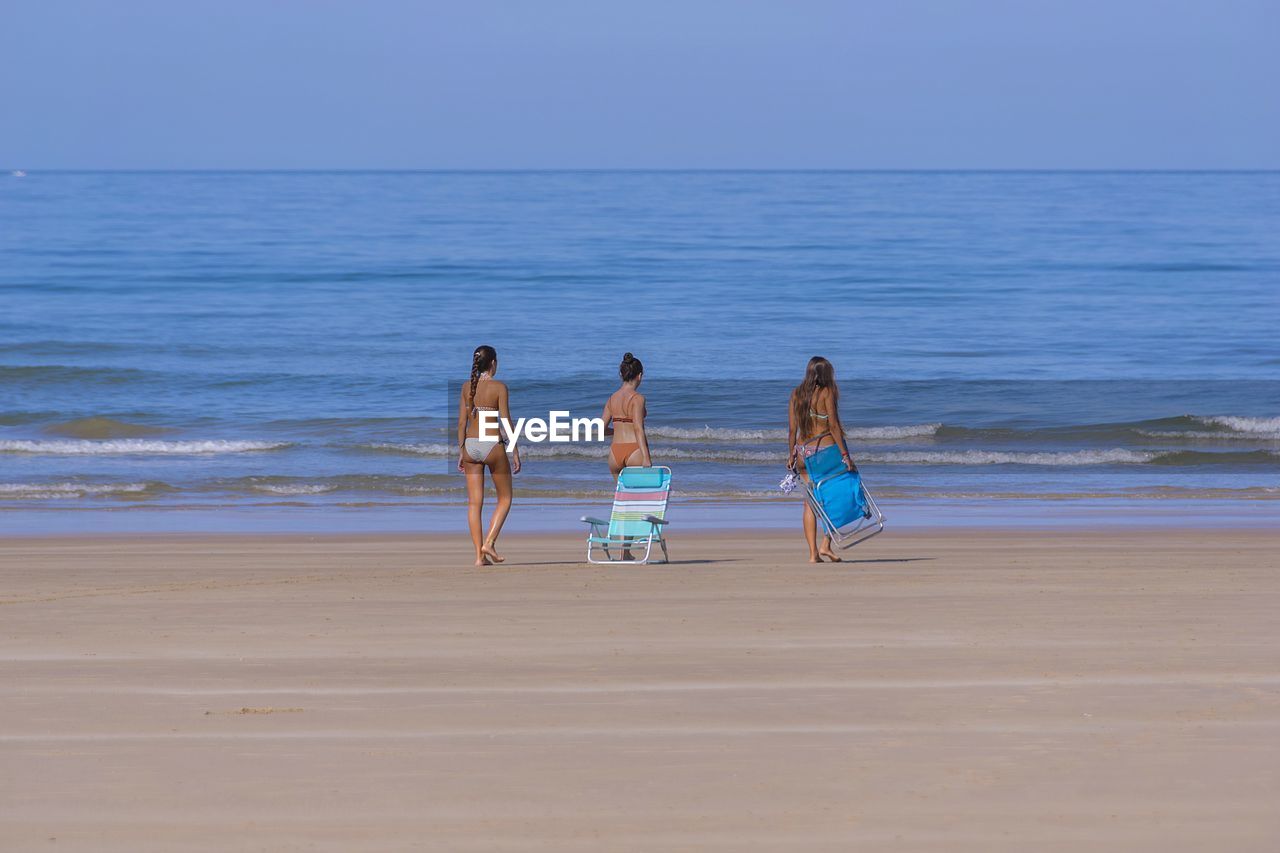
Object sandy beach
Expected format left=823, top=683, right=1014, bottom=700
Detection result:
left=2, top=528, right=1278, bottom=851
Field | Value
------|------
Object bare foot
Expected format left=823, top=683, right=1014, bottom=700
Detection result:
left=819, top=548, right=842, bottom=563
left=808, top=554, right=823, bottom=563
left=474, top=553, right=493, bottom=566
left=481, top=543, right=505, bottom=564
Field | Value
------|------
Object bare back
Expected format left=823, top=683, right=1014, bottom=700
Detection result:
left=606, top=389, right=644, bottom=442
left=462, top=378, right=505, bottom=440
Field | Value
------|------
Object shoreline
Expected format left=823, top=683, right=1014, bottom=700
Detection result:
left=2, top=496, right=1277, bottom=536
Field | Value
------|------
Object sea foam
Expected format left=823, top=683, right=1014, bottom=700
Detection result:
left=644, top=423, right=941, bottom=441
left=250, top=483, right=336, bottom=495
left=0, top=482, right=152, bottom=499
left=0, top=439, right=289, bottom=455
left=362, top=442, right=1173, bottom=465
left=1193, top=415, right=1280, bottom=436
left=860, top=449, right=1157, bottom=466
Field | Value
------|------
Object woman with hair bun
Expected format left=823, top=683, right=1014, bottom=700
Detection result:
left=457, top=344, right=520, bottom=565
left=602, top=352, right=652, bottom=479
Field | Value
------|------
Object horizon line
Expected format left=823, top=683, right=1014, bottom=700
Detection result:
left=9, top=168, right=1280, bottom=175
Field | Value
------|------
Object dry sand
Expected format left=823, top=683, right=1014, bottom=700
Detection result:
left=2, top=529, right=1278, bottom=851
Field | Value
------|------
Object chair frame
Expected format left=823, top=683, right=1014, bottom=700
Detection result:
left=581, top=466, right=672, bottom=565
left=581, top=516, right=670, bottom=564
left=803, top=467, right=886, bottom=549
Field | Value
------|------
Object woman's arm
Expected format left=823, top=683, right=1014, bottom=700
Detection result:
left=786, top=391, right=798, bottom=470
left=824, top=388, right=854, bottom=470
left=602, top=402, right=614, bottom=437
left=497, top=382, right=521, bottom=474
left=633, top=395, right=652, bottom=467
left=456, top=383, right=469, bottom=471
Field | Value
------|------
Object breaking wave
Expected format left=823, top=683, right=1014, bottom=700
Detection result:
left=0, top=439, right=289, bottom=455
left=644, top=423, right=941, bottom=441
left=360, top=443, right=1276, bottom=467
left=250, top=483, right=336, bottom=496
left=1191, top=415, right=1280, bottom=436
left=0, top=481, right=158, bottom=500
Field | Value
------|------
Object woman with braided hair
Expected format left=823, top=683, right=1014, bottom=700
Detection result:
left=457, top=345, right=520, bottom=565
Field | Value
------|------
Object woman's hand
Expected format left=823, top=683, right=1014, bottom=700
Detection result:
left=787, top=450, right=798, bottom=471
left=457, top=451, right=466, bottom=472
left=511, top=447, right=522, bottom=475
left=842, top=453, right=855, bottom=472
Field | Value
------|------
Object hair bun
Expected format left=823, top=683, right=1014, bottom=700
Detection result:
left=622, top=352, right=634, bottom=362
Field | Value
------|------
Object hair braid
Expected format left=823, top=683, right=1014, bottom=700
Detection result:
left=468, top=345, right=497, bottom=417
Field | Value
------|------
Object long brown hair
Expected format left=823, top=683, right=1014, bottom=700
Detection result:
left=468, top=345, right=497, bottom=415
left=791, top=356, right=836, bottom=437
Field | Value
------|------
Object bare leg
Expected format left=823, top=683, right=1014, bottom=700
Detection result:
left=798, top=462, right=823, bottom=563
left=803, top=500, right=822, bottom=562
left=613, top=446, right=645, bottom=561
left=482, top=445, right=513, bottom=563
left=464, top=460, right=489, bottom=566
left=799, top=440, right=841, bottom=563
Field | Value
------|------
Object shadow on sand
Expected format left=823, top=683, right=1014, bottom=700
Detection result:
left=830, top=557, right=936, bottom=565
left=510, top=558, right=743, bottom=567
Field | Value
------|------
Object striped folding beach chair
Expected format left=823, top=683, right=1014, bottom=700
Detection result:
left=580, top=466, right=671, bottom=564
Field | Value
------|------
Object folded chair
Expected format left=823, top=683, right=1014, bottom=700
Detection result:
left=581, top=466, right=671, bottom=564
left=803, top=445, right=885, bottom=548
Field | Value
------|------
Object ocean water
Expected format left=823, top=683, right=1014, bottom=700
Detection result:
left=2, top=171, right=1278, bottom=525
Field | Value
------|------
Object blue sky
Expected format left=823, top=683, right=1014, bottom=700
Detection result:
left=1, top=0, right=1276, bottom=169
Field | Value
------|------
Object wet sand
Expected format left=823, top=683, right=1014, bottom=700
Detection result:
left=2, top=529, right=1278, bottom=851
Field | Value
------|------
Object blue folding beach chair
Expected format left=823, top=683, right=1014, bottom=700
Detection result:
left=802, top=445, right=885, bottom=548
left=580, top=466, right=671, bottom=564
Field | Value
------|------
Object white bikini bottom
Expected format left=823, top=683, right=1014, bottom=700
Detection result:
left=463, top=437, right=502, bottom=463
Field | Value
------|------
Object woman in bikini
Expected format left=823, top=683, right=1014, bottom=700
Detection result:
left=457, top=345, right=521, bottom=566
left=787, top=356, right=855, bottom=563
left=602, top=352, right=652, bottom=478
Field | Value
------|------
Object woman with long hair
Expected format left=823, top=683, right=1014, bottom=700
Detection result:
left=457, top=345, right=521, bottom=565
left=601, top=352, right=652, bottom=479
left=787, top=356, right=854, bottom=563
